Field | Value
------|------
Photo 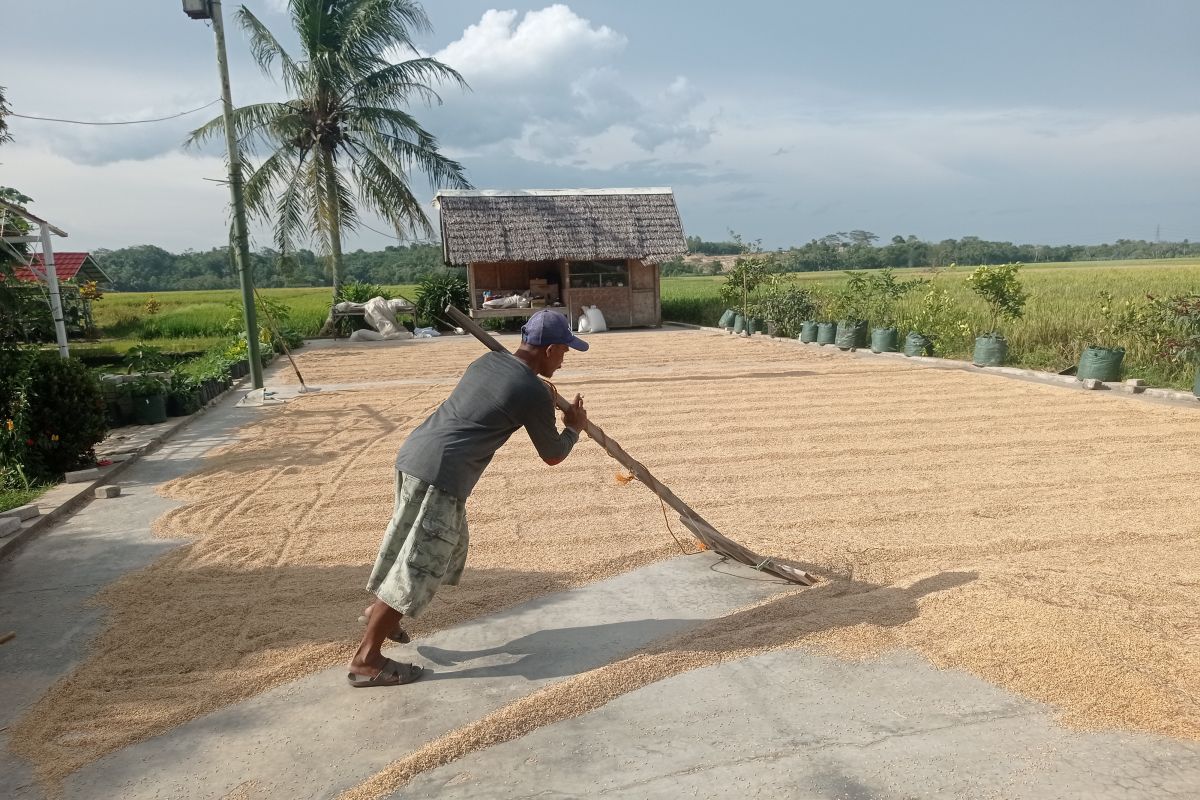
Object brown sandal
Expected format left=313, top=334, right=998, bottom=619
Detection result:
left=347, top=657, right=423, bottom=688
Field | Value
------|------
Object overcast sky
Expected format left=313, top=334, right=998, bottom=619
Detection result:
left=2, top=0, right=1198, bottom=252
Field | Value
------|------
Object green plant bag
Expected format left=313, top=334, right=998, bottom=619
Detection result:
left=749, top=317, right=765, bottom=335
left=1076, top=346, right=1125, bottom=382
left=871, top=327, right=898, bottom=353
left=973, top=335, right=1008, bottom=367
left=800, top=321, right=818, bottom=343
left=1193, top=366, right=1200, bottom=398
left=132, top=394, right=167, bottom=425
left=816, top=322, right=837, bottom=345
left=904, top=332, right=933, bottom=357
left=835, top=319, right=868, bottom=350
left=732, top=314, right=746, bottom=334
left=718, top=308, right=736, bottom=328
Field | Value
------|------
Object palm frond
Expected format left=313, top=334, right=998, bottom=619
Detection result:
left=352, top=120, right=471, bottom=191
left=349, top=58, right=467, bottom=109
left=350, top=142, right=434, bottom=237
left=341, top=0, right=432, bottom=63
left=185, top=103, right=299, bottom=152
left=236, top=6, right=306, bottom=92
left=243, top=147, right=302, bottom=220
left=274, top=160, right=313, bottom=255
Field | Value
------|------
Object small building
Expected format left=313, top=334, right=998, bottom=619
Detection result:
left=433, top=188, right=687, bottom=328
left=15, top=252, right=112, bottom=286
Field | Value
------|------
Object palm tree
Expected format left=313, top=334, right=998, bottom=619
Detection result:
left=188, top=0, right=471, bottom=329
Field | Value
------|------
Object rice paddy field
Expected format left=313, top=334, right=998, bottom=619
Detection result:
left=78, top=259, right=1200, bottom=388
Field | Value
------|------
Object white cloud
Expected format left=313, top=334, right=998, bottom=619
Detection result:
left=435, top=5, right=624, bottom=82
left=426, top=6, right=712, bottom=169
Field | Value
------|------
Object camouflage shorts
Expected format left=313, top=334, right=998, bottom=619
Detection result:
left=366, top=472, right=468, bottom=618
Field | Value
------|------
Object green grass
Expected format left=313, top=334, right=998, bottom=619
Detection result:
left=0, top=485, right=47, bottom=514
left=663, top=258, right=1200, bottom=392
left=91, top=286, right=419, bottom=341
left=79, top=263, right=1200, bottom=392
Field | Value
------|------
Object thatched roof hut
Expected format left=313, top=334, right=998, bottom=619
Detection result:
left=434, top=188, right=686, bottom=266
left=434, top=188, right=686, bottom=329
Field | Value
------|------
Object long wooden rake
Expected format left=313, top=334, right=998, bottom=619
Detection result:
left=444, top=305, right=816, bottom=587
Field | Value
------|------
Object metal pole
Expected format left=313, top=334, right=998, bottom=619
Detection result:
left=209, top=0, right=263, bottom=389
left=37, top=223, right=70, bottom=358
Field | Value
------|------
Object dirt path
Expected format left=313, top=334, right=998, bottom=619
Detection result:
left=11, top=331, right=1200, bottom=791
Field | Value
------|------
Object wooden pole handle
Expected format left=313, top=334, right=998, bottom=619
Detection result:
left=443, top=305, right=815, bottom=586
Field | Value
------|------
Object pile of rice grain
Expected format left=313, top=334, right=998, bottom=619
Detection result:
left=11, top=331, right=1200, bottom=793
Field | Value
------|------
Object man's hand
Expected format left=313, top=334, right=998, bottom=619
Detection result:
left=563, top=393, right=587, bottom=433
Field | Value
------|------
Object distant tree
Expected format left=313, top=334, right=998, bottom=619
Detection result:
left=188, top=0, right=471, bottom=331
left=0, top=85, right=12, bottom=145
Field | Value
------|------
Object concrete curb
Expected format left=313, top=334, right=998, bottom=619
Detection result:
left=0, top=377, right=249, bottom=563
left=679, top=323, right=1200, bottom=408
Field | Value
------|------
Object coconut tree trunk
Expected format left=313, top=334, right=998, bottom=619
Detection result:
left=318, top=147, right=346, bottom=336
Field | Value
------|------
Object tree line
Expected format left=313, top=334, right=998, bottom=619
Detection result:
left=670, top=232, right=1200, bottom=274
left=92, top=243, right=448, bottom=292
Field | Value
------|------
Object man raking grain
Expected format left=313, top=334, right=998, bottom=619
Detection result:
left=348, top=310, right=589, bottom=687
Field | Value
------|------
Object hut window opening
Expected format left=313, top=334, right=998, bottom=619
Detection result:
left=568, top=260, right=627, bottom=289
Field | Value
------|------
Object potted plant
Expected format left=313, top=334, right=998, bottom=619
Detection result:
left=865, top=269, right=925, bottom=353
left=123, top=343, right=169, bottom=375
left=1076, top=291, right=1131, bottom=382
left=129, top=375, right=168, bottom=425
left=752, top=281, right=815, bottom=340
left=166, top=373, right=202, bottom=417
left=719, top=251, right=773, bottom=338
left=905, top=287, right=970, bottom=358
left=831, top=272, right=871, bottom=350
left=966, top=262, right=1028, bottom=366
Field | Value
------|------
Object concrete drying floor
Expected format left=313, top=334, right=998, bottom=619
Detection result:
left=2, top=329, right=1198, bottom=799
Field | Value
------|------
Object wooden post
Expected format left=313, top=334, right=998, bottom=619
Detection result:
left=444, top=304, right=815, bottom=586
left=37, top=223, right=70, bottom=358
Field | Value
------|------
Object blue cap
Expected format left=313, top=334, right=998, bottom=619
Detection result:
left=521, top=310, right=589, bottom=351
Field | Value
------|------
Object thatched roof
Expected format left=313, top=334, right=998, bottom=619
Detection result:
left=434, top=188, right=687, bottom=266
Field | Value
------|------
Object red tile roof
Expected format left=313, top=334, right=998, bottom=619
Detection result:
left=14, top=252, right=109, bottom=284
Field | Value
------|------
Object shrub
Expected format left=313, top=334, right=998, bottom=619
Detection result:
left=0, top=350, right=107, bottom=482
left=718, top=255, right=773, bottom=317
left=967, top=262, right=1028, bottom=335
left=903, top=288, right=973, bottom=355
left=123, top=342, right=170, bottom=374
left=414, top=272, right=469, bottom=328
left=750, top=280, right=815, bottom=338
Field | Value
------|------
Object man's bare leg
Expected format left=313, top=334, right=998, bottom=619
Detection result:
left=349, top=599, right=404, bottom=677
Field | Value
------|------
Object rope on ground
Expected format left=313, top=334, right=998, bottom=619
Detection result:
left=543, top=378, right=705, bottom=556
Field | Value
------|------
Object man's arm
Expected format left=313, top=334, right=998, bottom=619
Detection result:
left=524, top=389, right=587, bottom=466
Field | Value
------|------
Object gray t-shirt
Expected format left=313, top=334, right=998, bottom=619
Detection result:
left=395, top=351, right=579, bottom=499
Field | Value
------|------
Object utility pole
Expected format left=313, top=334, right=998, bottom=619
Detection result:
left=184, top=0, right=263, bottom=389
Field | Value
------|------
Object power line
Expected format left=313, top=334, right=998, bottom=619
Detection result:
left=356, top=218, right=436, bottom=246
left=10, top=99, right=221, bottom=126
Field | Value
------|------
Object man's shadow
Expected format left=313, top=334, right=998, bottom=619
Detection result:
left=417, top=569, right=977, bottom=682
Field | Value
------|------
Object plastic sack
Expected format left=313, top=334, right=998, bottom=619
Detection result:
left=904, top=332, right=933, bottom=357
left=973, top=335, right=1008, bottom=367
left=836, top=319, right=868, bottom=350
left=577, top=312, right=592, bottom=333
left=871, top=327, right=899, bottom=353
left=413, top=327, right=441, bottom=338
left=584, top=305, right=608, bottom=333
left=718, top=308, right=737, bottom=329
left=799, top=321, right=818, bottom=343
left=816, top=322, right=837, bottom=345
left=1076, top=346, right=1125, bottom=382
